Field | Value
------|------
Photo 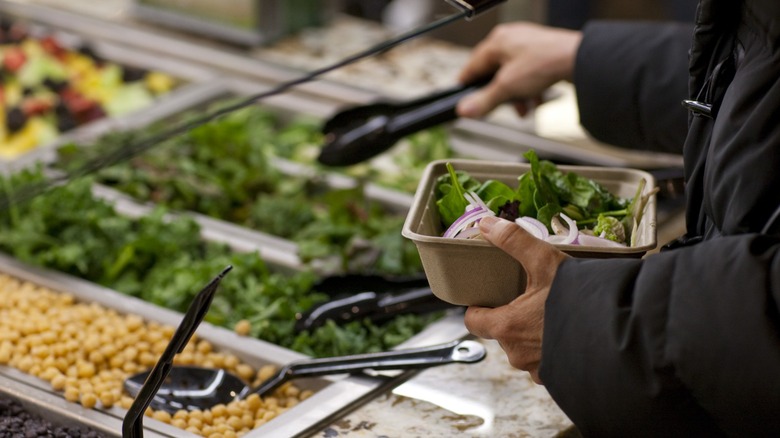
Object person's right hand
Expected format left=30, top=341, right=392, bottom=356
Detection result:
left=456, top=22, right=582, bottom=119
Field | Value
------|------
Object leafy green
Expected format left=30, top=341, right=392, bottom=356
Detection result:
left=57, top=103, right=422, bottom=276
left=434, top=150, right=638, bottom=244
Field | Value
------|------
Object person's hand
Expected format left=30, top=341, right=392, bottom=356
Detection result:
left=456, top=22, right=582, bottom=118
left=464, top=216, right=569, bottom=384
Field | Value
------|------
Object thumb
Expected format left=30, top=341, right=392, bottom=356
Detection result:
left=478, top=216, right=567, bottom=284
left=478, top=216, right=541, bottom=263
left=456, top=84, right=505, bottom=119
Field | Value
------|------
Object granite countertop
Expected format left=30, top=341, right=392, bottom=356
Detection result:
left=316, top=338, right=575, bottom=438
left=9, top=1, right=578, bottom=436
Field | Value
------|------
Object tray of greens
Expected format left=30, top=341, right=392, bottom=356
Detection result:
left=52, top=76, right=494, bottom=277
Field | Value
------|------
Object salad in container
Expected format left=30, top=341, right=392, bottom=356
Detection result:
left=402, top=152, right=657, bottom=307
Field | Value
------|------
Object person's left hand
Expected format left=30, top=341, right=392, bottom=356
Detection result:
left=464, top=216, right=568, bottom=384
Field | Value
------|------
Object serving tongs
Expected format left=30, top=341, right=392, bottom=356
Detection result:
left=125, top=339, right=485, bottom=414
left=122, top=266, right=232, bottom=438
left=295, top=273, right=459, bottom=332
left=318, top=77, right=490, bottom=166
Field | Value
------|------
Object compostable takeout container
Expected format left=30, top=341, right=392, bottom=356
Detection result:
left=402, top=159, right=657, bottom=307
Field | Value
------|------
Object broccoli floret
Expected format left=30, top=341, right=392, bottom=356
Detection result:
left=593, top=215, right=626, bottom=243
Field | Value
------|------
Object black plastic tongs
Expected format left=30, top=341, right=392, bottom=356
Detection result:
left=294, top=274, right=459, bottom=332
left=318, top=77, right=491, bottom=166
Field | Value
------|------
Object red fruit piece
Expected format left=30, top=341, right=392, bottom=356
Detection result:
left=3, top=47, right=26, bottom=72
left=22, top=98, right=53, bottom=116
left=39, top=36, right=65, bottom=59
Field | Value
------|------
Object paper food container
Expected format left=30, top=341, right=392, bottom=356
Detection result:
left=402, top=159, right=657, bottom=307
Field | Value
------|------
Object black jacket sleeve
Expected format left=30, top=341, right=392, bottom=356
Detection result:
left=574, top=22, right=693, bottom=154
left=539, top=235, right=780, bottom=437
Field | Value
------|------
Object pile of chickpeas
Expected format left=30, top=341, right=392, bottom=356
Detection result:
left=0, top=274, right=313, bottom=438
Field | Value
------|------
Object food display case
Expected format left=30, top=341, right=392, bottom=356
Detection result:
left=0, top=2, right=616, bottom=437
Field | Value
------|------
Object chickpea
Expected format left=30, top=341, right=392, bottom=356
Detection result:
left=188, top=417, right=204, bottom=430
left=152, top=410, right=172, bottom=424
left=234, top=320, right=251, bottom=336
left=211, top=404, right=227, bottom=418
left=241, top=414, right=254, bottom=429
left=51, top=374, right=67, bottom=391
left=64, top=387, right=80, bottom=403
left=245, top=394, right=263, bottom=411
left=80, top=393, right=98, bottom=409
left=284, top=385, right=300, bottom=398
left=77, top=361, right=96, bottom=378
left=235, top=364, right=254, bottom=382
left=197, top=341, right=214, bottom=354
left=119, top=396, right=134, bottom=410
left=226, top=403, right=243, bottom=418
left=223, top=354, right=239, bottom=370
left=99, top=392, right=116, bottom=409
left=227, top=416, right=244, bottom=430
left=257, top=365, right=276, bottom=382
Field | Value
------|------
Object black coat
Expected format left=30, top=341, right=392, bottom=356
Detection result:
left=538, top=1, right=780, bottom=436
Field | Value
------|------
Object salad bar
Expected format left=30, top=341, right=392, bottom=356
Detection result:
left=0, top=1, right=687, bottom=437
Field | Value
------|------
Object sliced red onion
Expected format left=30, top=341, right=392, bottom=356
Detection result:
left=465, top=190, right=489, bottom=211
left=443, top=192, right=496, bottom=239
left=515, top=216, right=549, bottom=240
left=546, top=213, right=578, bottom=245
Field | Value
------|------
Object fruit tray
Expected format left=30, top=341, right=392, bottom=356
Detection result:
left=0, top=13, right=215, bottom=174
left=0, top=253, right=467, bottom=438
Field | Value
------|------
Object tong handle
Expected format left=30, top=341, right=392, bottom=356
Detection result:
left=446, top=0, right=508, bottom=19
left=249, top=340, right=485, bottom=397
left=386, top=79, right=488, bottom=138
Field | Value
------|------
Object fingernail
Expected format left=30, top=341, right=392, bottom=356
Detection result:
left=479, top=216, right=499, bottom=233
left=457, top=97, right=480, bottom=118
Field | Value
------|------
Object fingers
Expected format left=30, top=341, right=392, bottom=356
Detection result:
left=456, top=82, right=507, bottom=118
left=463, top=306, right=497, bottom=339
left=478, top=216, right=546, bottom=264
left=478, top=216, right=568, bottom=290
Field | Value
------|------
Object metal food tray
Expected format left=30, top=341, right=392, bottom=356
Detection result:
left=0, top=15, right=217, bottom=174
left=0, top=253, right=467, bottom=438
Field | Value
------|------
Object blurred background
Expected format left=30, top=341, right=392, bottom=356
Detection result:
left=341, top=0, right=699, bottom=45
